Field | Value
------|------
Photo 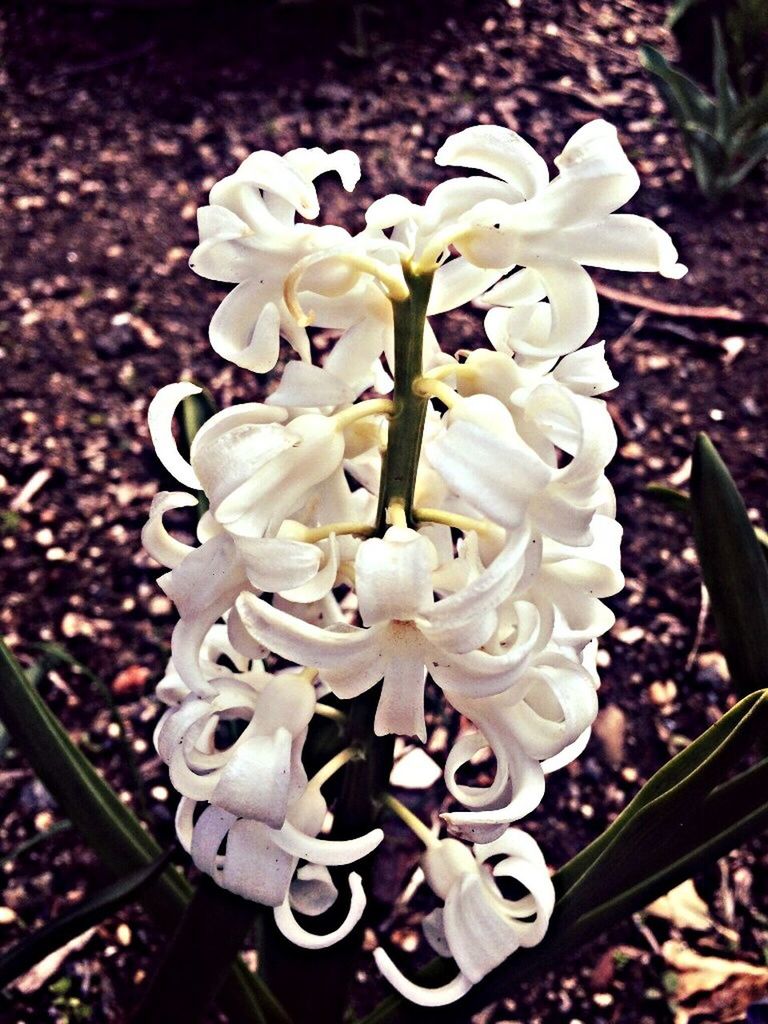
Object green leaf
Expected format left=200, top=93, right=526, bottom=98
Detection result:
left=32, top=641, right=148, bottom=817
left=131, top=879, right=291, bottom=1024
left=0, top=850, right=173, bottom=989
left=690, top=433, right=768, bottom=695
left=1, top=820, right=73, bottom=866
left=713, top=19, right=739, bottom=139
left=556, top=689, right=768, bottom=903
left=640, top=44, right=717, bottom=129
left=646, top=483, right=768, bottom=555
left=0, top=640, right=283, bottom=1024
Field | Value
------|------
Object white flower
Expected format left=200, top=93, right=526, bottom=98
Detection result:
left=436, top=121, right=686, bottom=359
left=442, top=649, right=599, bottom=841
left=176, top=776, right=383, bottom=947
left=154, top=669, right=316, bottom=828
left=374, top=829, right=555, bottom=1005
left=426, top=387, right=616, bottom=547
left=233, top=526, right=542, bottom=741
left=189, top=146, right=392, bottom=373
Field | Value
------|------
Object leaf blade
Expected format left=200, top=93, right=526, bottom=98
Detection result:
left=690, top=433, right=768, bottom=696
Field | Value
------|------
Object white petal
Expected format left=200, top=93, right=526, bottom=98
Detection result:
left=142, top=491, right=198, bottom=569
left=190, top=804, right=236, bottom=875
left=265, top=361, right=355, bottom=408
left=355, top=527, right=436, bottom=626
left=476, top=267, right=546, bottom=308
left=436, top=125, right=549, bottom=198
left=529, top=262, right=599, bottom=358
left=423, top=529, right=537, bottom=653
left=552, top=341, right=618, bottom=396
left=212, top=728, right=293, bottom=827
left=271, top=822, right=384, bottom=866
left=274, top=872, right=366, bottom=949
left=235, top=592, right=378, bottom=669
left=210, top=283, right=282, bottom=373
left=365, top=193, right=419, bottom=229
left=373, top=948, right=473, bottom=1007
left=552, top=214, right=684, bottom=274
left=148, top=382, right=203, bottom=489
left=375, top=639, right=428, bottom=741
left=427, top=419, right=552, bottom=531
left=237, top=536, right=322, bottom=592
left=289, top=864, right=337, bottom=917
left=279, top=536, right=339, bottom=604
left=285, top=147, right=361, bottom=193
left=324, top=314, right=391, bottom=391
left=432, top=602, right=541, bottom=698
left=429, top=258, right=503, bottom=315
left=443, top=874, right=521, bottom=981
left=222, top=818, right=296, bottom=906
left=541, top=726, right=591, bottom=774
left=211, top=150, right=321, bottom=219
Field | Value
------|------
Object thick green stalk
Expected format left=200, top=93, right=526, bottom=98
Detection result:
left=133, top=880, right=287, bottom=1024
left=265, top=266, right=434, bottom=1022
left=375, top=267, right=434, bottom=532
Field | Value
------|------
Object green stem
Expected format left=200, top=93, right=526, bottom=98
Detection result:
left=132, top=880, right=286, bottom=1024
left=375, top=266, right=434, bottom=533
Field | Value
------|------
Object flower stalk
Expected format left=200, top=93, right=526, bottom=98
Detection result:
left=375, top=265, right=435, bottom=533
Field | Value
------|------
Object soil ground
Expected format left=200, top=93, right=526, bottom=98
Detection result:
left=0, top=1, right=767, bottom=1021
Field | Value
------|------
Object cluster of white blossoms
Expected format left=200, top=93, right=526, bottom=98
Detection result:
left=145, top=120, right=684, bottom=1005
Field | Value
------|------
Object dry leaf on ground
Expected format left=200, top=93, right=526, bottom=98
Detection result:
left=648, top=879, right=738, bottom=943
left=662, top=939, right=768, bottom=1024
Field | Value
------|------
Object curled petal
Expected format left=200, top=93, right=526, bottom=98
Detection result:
left=238, top=536, right=322, bottom=592
left=221, top=818, right=296, bottom=906
left=431, top=602, right=541, bottom=699
left=552, top=341, right=618, bottom=396
left=427, top=419, right=552, bottom=531
left=142, top=491, right=198, bottom=569
left=436, top=125, right=549, bottom=199
left=270, top=821, right=384, bottom=866
left=284, top=147, right=361, bottom=195
left=265, top=361, right=355, bottom=408
left=423, top=528, right=538, bottom=653
left=374, top=948, right=472, bottom=1007
left=209, top=281, right=283, bottom=373
left=235, top=592, right=379, bottom=669
left=148, top=382, right=203, bottom=490
left=429, top=257, right=503, bottom=315
left=289, top=864, right=337, bottom=917
left=274, top=872, right=366, bottom=950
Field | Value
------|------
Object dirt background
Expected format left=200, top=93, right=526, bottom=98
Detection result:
left=1, top=0, right=767, bottom=1021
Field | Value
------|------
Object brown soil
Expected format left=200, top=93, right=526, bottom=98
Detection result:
left=0, top=1, right=767, bottom=1021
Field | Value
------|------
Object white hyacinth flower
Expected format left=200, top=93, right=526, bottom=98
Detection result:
left=374, top=829, right=555, bottom=1005
left=176, top=772, right=383, bottom=948
left=233, top=525, right=542, bottom=742
left=154, top=668, right=316, bottom=828
left=142, top=119, right=684, bottom=996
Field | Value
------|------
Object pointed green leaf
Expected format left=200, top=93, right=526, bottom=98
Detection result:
left=556, top=690, right=768, bottom=904
left=0, top=850, right=173, bottom=989
left=32, top=641, right=148, bottom=817
left=690, top=433, right=768, bottom=696
left=646, top=483, right=768, bottom=556
left=640, top=45, right=717, bottom=129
